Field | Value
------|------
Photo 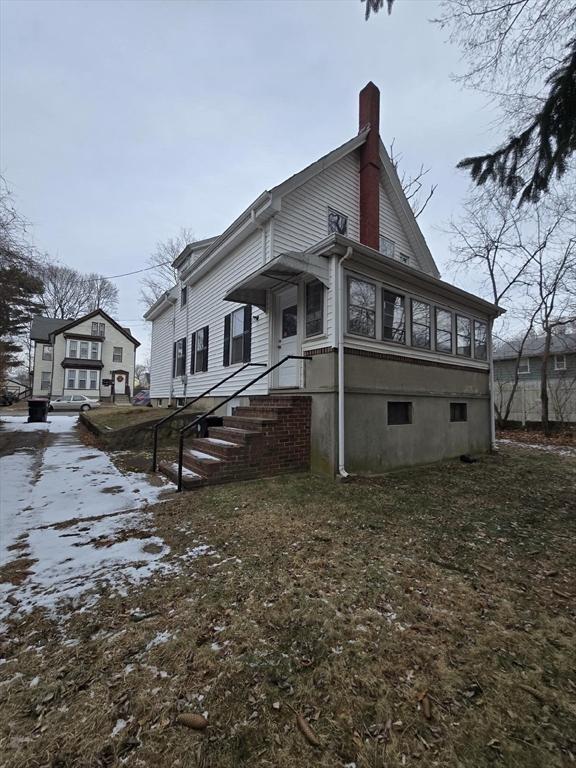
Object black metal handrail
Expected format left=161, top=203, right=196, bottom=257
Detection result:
left=150, top=362, right=266, bottom=471
left=175, top=355, right=310, bottom=491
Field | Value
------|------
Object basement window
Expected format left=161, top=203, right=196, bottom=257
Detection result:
left=450, top=403, right=468, bottom=422
left=387, top=401, right=412, bottom=426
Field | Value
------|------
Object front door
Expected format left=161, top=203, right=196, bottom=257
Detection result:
left=274, top=286, right=299, bottom=388
left=114, top=371, right=127, bottom=395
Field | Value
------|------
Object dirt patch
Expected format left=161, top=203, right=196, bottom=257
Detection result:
left=100, top=485, right=125, bottom=494
left=1, top=446, right=575, bottom=768
left=0, top=556, right=37, bottom=585
left=0, top=424, right=54, bottom=458
left=498, top=428, right=575, bottom=447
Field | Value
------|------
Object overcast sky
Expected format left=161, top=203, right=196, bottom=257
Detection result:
left=1, top=0, right=501, bottom=361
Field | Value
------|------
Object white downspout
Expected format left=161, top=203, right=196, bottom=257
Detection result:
left=337, top=247, right=353, bottom=478
left=488, top=317, right=496, bottom=450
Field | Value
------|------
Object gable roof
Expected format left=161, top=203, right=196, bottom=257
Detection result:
left=30, top=316, right=71, bottom=343
left=38, top=309, right=140, bottom=347
left=494, top=332, right=576, bottom=360
left=181, top=129, right=440, bottom=284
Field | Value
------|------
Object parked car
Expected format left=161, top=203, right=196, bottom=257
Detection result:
left=49, top=395, right=101, bottom=412
left=132, top=390, right=151, bottom=406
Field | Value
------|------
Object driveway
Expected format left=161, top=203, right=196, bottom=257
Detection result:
left=0, top=414, right=174, bottom=624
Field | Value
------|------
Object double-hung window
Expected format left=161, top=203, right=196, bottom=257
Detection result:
left=67, top=370, right=76, bottom=389
left=42, top=345, right=52, bottom=361
left=456, top=316, right=472, bottom=357
left=223, top=306, right=252, bottom=366
left=554, top=354, right=567, bottom=371
left=347, top=277, right=376, bottom=337
left=382, top=290, right=405, bottom=343
left=78, top=370, right=87, bottom=389
left=411, top=300, right=431, bottom=349
left=435, top=308, right=453, bottom=353
left=91, top=342, right=99, bottom=360
left=91, top=321, right=105, bottom=337
left=41, top=371, right=51, bottom=390
left=190, top=326, right=209, bottom=374
left=474, top=320, right=488, bottom=360
left=173, top=338, right=187, bottom=377
left=89, top=370, right=98, bottom=390
left=79, top=341, right=89, bottom=359
left=305, top=280, right=324, bottom=337
left=113, top=347, right=123, bottom=363
left=69, top=340, right=78, bottom=358
left=518, top=358, right=530, bottom=374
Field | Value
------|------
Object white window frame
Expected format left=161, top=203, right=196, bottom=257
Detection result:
left=113, top=346, right=123, bottom=363
left=89, top=370, right=99, bottom=390
left=327, top=207, right=348, bottom=236
left=79, top=341, right=89, bottom=359
left=304, top=279, right=325, bottom=338
left=91, top=342, right=100, bottom=360
left=554, top=354, right=567, bottom=371
left=379, top=236, right=396, bottom=259
left=230, top=308, right=246, bottom=365
left=518, top=358, right=530, bottom=374
left=42, top=344, right=53, bottom=361
left=66, top=369, right=77, bottom=389
left=91, top=321, right=105, bottom=337
left=40, top=371, right=51, bottom=390
left=68, top=340, right=78, bottom=358
left=78, top=369, right=88, bottom=389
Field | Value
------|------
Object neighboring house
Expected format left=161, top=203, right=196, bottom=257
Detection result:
left=30, top=309, right=140, bottom=403
left=0, top=377, right=30, bottom=400
left=494, top=331, right=576, bottom=425
left=146, top=82, right=502, bottom=479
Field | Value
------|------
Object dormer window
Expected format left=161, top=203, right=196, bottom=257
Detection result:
left=380, top=236, right=395, bottom=259
left=328, top=208, right=348, bottom=235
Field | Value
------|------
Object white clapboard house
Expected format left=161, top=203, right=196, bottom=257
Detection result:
left=146, top=83, right=502, bottom=488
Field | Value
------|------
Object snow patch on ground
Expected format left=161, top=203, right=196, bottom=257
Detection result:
left=497, top=438, right=576, bottom=457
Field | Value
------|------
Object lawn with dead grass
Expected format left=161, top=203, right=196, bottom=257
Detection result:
left=1, top=446, right=575, bottom=767
left=86, top=407, right=161, bottom=431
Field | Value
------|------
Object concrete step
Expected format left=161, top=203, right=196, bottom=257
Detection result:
left=159, top=460, right=207, bottom=489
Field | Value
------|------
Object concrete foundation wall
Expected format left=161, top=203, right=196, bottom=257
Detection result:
left=300, top=349, right=491, bottom=475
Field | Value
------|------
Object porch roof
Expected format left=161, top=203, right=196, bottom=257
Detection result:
left=223, top=252, right=330, bottom=310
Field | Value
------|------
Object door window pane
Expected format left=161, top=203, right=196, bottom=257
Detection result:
left=411, top=301, right=431, bottom=348
left=435, top=308, right=453, bottom=353
left=282, top=305, right=298, bottom=338
left=382, top=290, right=405, bottom=343
left=348, top=278, right=376, bottom=337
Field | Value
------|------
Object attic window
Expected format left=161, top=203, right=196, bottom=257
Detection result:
left=399, top=253, right=409, bottom=264
left=380, top=236, right=395, bottom=259
left=328, top=208, right=348, bottom=235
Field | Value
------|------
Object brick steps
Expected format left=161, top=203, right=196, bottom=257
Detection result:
left=158, top=395, right=311, bottom=490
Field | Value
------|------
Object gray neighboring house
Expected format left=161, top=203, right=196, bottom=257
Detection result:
left=493, top=331, right=576, bottom=425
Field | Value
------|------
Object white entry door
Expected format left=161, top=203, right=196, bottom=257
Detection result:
left=274, top=286, right=299, bottom=388
left=114, top=372, right=127, bottom=395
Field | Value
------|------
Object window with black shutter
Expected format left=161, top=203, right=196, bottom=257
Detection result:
left=224, top=306, right=251, bottom=366
left=173, top=337, right=186, bottom=377
left=190, top=326, right=209, bottom=374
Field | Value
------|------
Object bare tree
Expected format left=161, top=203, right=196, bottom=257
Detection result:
left=139, top=227, right=195, bottom=308
left=40, top=262, right=119, bottom=319
left=389, top=140, right=437, bottom=218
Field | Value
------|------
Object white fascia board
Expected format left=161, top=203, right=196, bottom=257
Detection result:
left=143, top=288, right=178, bottom=321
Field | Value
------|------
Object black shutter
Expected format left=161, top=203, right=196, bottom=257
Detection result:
left=181, top=337, right=186, bottom=376
left=223, top=313, right=231, bottom=367
left=242, top=305, right=252, bottom=363
left=190, top=332, right=196, bottom=375
left=203, top=326, right=209, bottom=372
left=172, top=341, right=177, bottom=378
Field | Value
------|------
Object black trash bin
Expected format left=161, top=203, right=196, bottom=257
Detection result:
left=27, top=398, right=49, bottom=423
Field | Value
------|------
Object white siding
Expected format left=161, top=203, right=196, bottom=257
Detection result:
left=379, top=180, right=422, bottom=269
left=149, top=304, right=176, bottom=399
left=273, top=153, right=360, bottom=256
left=32, top=344, right=54, bottom=396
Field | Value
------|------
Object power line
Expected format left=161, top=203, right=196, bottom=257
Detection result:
left=78, top=261, right=172, bottom=282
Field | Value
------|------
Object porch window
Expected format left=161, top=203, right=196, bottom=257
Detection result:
left=382, top=290, right=405, bottom=343
left=91, top=321, right=105, bottom=337
left=347, top=277, right=376, bottom=338
left=41, top=371, right=51, bottom=390
left=91, top=342, right=99, bottom=360
left=173, top=338, right=187, bottom=377
left=305, top=280, right=324, bottom=337
left=42, top=345, right=52, bottom=361
left=456, top=316, right=472, bottom=356
left=388, top=401, right=412, bottom=425
left=411, top=300, right=431, bottom=349
left=435, top=308, right=453, bottom=353
left=223, top=306, right=251, bottom=366
left=89, top=370, right=98, bottom=390
left=191, top=326, right=209, bottom=374
left=474, top=320, right=488, bottom=360
left=113, top=347, right=123, bottom=363
left=67, top=370, right=76, bottom=389
left=69, top=340, right=78, bottom=358
left=78, top=370, right=87, bottom=389
left=79, top=341, right=89, bottom=359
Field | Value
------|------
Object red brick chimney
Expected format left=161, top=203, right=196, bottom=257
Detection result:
left=359, top=82, right=381, bottom=250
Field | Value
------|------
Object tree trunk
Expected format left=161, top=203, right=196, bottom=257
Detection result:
left=541, top=327, right=552, bottom=436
